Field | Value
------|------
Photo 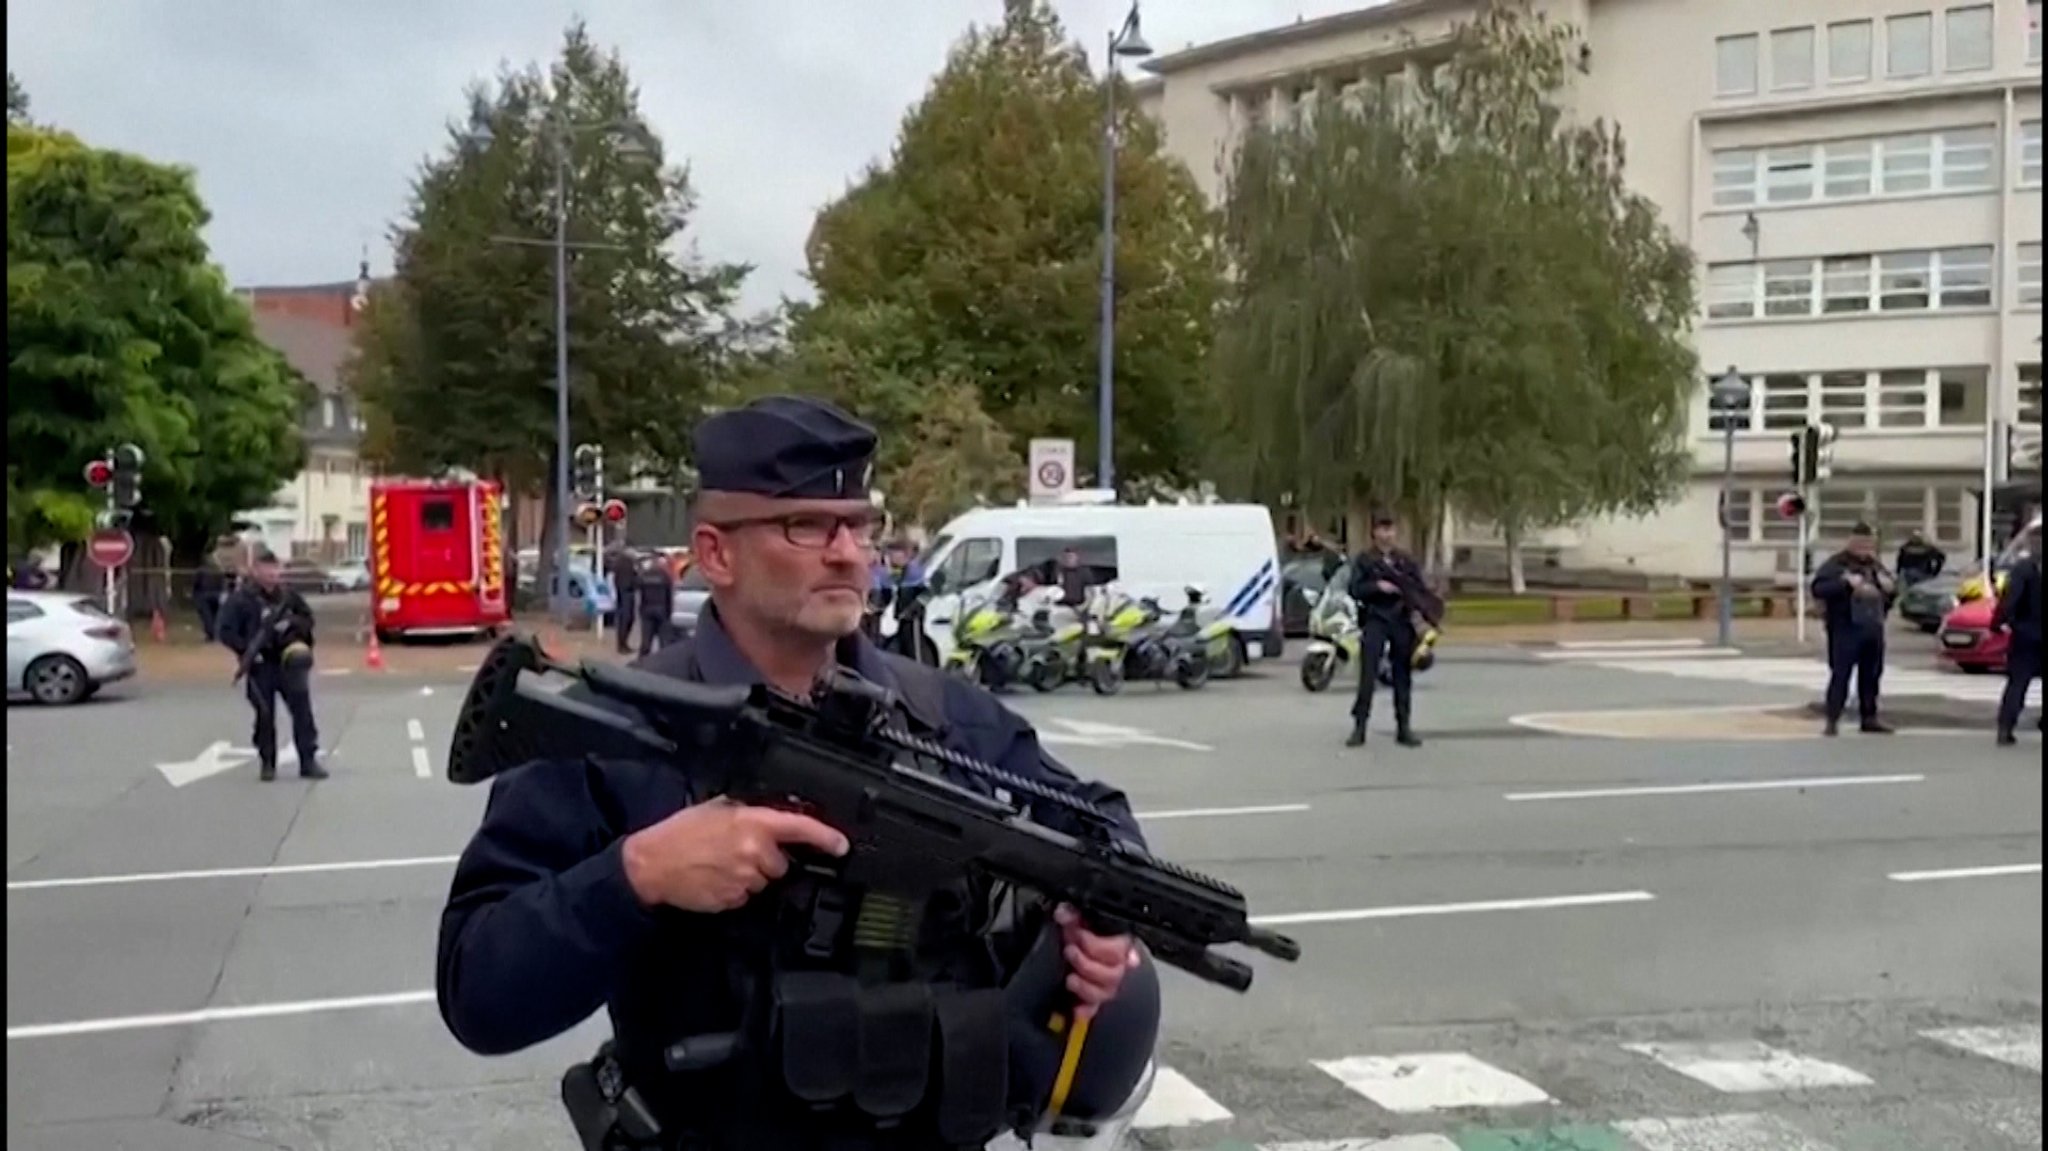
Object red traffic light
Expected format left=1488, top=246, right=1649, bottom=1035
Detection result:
left=601, top=499, right=627, bottom=524
left=83, top=459, right=115, bottom=487
left=1776, top=492, right=1808, bottom=519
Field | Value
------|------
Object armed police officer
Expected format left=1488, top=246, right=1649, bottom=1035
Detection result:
left=217, top=548, right=327, bottom=781
left=436, top=396, right=1160, bottom=1151
left=1810, top=521, right=1898, bottom=737
left=1991, top=517, right=2041, bottom=747
left=1344, top=513, right=1427, bottom=749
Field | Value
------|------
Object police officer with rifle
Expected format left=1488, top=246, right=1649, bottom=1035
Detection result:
left=1344, top=513, right=1435, bottom=749
left=218, top=548, right=327, bottom=781
left=435, top=396, right=1296, bottom=1150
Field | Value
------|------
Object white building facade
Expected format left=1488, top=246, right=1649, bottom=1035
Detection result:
left=1137, top=0, right=2042, bottom=579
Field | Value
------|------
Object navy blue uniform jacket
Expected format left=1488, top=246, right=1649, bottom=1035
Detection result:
left=435, top=606, right=1147, bottom=1059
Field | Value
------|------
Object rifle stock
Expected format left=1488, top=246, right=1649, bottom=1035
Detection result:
left=446, top=635, right=1301, bottom=992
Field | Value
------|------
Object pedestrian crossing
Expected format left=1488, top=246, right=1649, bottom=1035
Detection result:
left=1123, top=1021, right=2041, bottom=1149
left=1531, top=640, right=2039, bottom=708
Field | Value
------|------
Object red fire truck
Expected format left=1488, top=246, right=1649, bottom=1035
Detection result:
left=367, top=477, right=512, bottom=641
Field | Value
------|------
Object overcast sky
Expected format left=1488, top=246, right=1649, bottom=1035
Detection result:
left=8, top=1, right=1369, bottom=316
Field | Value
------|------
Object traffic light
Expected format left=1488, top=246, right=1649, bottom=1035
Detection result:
left=110, top=443, right=144, bottom=508
left=571, top=443, right=603, bottom=500
left=601, top=499, right=627, bottom=525
left=1776, top=491, right=1808, bottom=519
left=573, top=502, right=601, bottom=528
left=83, top=458, right=115, bottom=489
left=1794, top=422, right=1839, bottom=487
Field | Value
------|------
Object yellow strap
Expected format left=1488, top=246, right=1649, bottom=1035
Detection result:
left=1046, top=1011, right=1092, bottom=1116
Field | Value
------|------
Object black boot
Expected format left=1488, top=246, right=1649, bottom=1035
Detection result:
left=298, top=757, right=329, bottom=780
left=1997, top=729, right=2018, bottom=747
left=258, top=761, right=277, bottom=782
left=1396, top=728, right=1423, bottom=748
left=1822, top=719, right=1840, bottom=737
left=1345, top=722, right=1367, bottom=748
left=1860, top=719, right=1895, bottom=735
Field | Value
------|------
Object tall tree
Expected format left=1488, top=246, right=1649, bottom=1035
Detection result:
left=6, top=72, right=28, bottom=122
left=346, top=20, right=748, bottom=586
left=801, top=0, right=1223, bottom=491
left=1211, top=1, right=1697, bottom=581
left=7, top=122, right=306, bottom=560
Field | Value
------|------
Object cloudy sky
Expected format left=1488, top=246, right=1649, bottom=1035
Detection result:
left=8, top=1, right=1369, bottom=316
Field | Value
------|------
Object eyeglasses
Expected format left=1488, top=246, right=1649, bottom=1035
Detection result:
left=705, top=512, right=883, bottom=550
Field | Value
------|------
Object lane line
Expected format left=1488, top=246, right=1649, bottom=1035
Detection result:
left=405, top=719, right=425, bottom=743
left=1888, top=863, right=2042, bottom=883
left=7, top=855, right=462, bottom=891
left=7, top=990, right=437, bottom=1041
left=411, top=746, right=433, bottom=779
left=1554, top=638, right=1708, bottom=650
left=1252, top=890, right=1655, bottom=926
left=5, top=804, right=1310, bottom=891
left=5, top=891, right=1651, bottom=1039
left=1504, top=774, right=1925, bottom=802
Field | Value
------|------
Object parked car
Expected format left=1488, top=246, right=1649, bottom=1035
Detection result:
left=1937, top=595, right=2008, bottom=674
left=1899, top=570, right=1965, bottom=633
left=670, top=565, right=712, bottom=636
left=323, top=560, right=371, bottom=592
left=6, top=592, right=138, bottom=705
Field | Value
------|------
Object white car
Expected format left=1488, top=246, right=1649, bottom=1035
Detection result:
left=6, top=591, right=138, bottom=705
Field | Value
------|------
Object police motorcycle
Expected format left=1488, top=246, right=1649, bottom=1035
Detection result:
left=1298, top=559, right=1441, bottom=693
left=944, top=582, right=1068, bottom=691
left=1087, top=585, right=1215, bottom=695
left=1018, top=589, right=1107, bottom=693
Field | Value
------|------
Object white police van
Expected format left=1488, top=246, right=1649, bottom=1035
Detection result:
left=915, top=492, right=1284, bottom=674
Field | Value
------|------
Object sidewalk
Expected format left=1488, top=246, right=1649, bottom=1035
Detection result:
left=134, top=627, right=633, bottom=682
left=1436, top=617, right=1817, bottom=648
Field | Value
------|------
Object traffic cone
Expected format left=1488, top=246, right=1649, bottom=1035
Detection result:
left=364, top=631, right=386, bottom=671
left=150, top=607, right=167, bottom=643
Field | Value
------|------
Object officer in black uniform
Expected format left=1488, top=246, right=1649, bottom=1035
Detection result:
left=1810, top=521, right=1898, bottom=737
left=1991, top=520, right=2041, bottom=746
left=636, top=553, right=676, bottom=657
left=436, top=395, right=1160, bottom=1151
left=1344, top=513, right=1425, bottom=749
left=217, top=549, right=328, bottom=781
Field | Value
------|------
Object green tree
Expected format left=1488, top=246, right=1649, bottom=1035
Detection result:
left=346, top=20, right=748, bottom=587
left=1211, top=1, right=1697, bottom=580
left=801, top=0, right=1223, bottom=490
left=7, top=122, right=307, bottom=560
left=6, top=72, right=28, bottom=122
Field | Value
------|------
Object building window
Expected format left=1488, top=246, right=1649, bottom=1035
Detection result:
left=2022, top=120, right=2043, bottom=187
left=1938, top=366, right=1989, bottom=425
left=1943, top=5, right=1994, bottom=71
left=1717, top=34, right=1760, bottom=95
left=1934, top=246, right=1992, bottom=308
left=1709, top=127, right=1992, bottom=208
left=1880, top=133, right=1934, bottom=193
left=1822, top=256, right=1874, bottom=313
left=1707, top=246, right=1996, bottom=321
left=1760, top=373, right=1812, bottom=429
left=2021, top=242, right=2044, bottom=308
left=2021, top=364, right=2043, bottom=426
left=1875, top=369, right=1931, bottom=428
left=1819, top=370, right=1868, bottom=427
left=2031, top=1, right=2043, bottom=64
left=1771, top=26, right=1816, bottom=89
left=345, top=522, right=368, bottom=560
left=322, top=395, right=340, bottom=428
left=1828, top=20, right=1874, bottom=81
left=1887, top=13, right=1933, bottom=77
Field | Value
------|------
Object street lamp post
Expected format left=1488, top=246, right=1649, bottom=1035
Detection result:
left=1710, top=367, right=1753, bottom=650
left=471, top=114, right=645, bottom=621
left=1097, top=2, right=1152, bottom=494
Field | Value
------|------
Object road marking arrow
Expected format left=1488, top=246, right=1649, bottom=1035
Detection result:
left=156, top=741, right=250, bottom=787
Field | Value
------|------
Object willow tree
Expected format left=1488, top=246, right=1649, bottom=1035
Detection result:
left=1211, top=1, right=1697, bottom=580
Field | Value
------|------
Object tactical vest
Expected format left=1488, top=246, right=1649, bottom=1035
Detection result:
left=601, top=642, right=1023, bottom=1151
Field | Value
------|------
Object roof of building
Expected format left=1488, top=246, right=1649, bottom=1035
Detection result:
left=1140, top=0, right=1459, bottom=76
left=251, top=310, right=353, bottom=396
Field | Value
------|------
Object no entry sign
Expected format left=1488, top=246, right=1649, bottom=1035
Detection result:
left=88, top=528, right=135, bottom=569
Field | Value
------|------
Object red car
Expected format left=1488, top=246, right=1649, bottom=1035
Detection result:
left=1936, top=594, right=2009, bottom=673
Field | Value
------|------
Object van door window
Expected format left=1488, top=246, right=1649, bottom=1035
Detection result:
left=420, top=499, right=456, bottom=532
left=1017, top=535, right=1119, bottom=588
left=938, top=538, right=1002, bottom=592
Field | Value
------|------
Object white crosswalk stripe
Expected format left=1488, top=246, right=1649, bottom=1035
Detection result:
left=1923, top=1024, right=2044, bottom=1073
left=1622, top=1040, right=1874, bottom=1093
left=1616, top=1113, right=1842, bottom=1150
left=1313, top=1051, right=1553, bottom=1112
left=1546, top=650, right=2039, bottom=706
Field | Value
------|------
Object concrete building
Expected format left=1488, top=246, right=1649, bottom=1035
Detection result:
left=237, top=276, right=376, bottom=560
left=1136, top=0, right=2042, bottom=579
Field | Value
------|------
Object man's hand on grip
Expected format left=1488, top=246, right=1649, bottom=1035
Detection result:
left=622, top=797, right=850, bottom=913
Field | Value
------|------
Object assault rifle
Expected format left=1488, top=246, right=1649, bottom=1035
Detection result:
left=445, top=634, right=1301, bottom=992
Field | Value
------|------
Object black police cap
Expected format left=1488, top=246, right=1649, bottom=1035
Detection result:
left=1850, top=521, right=1875, bottom=537
left=693, top=395, right=878, bottom=501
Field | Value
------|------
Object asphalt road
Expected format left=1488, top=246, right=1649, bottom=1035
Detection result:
left=5, top=643, right=2041, bottom=1151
